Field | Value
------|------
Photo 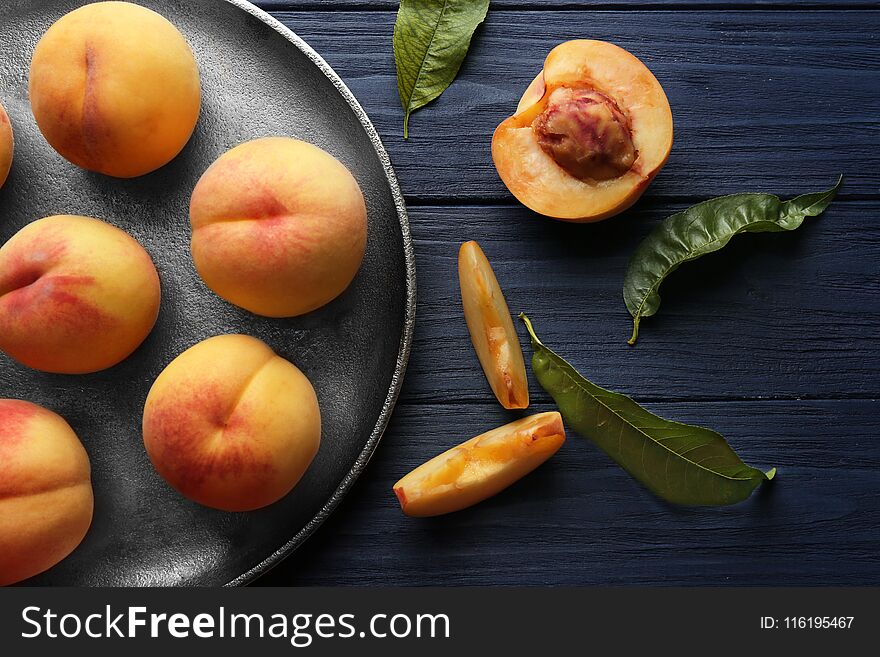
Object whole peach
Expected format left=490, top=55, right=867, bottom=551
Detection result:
left=29, top=2, right=201, bottom=178
left=190, top=137, right=367, bottom=318
left=0, top=101, right=12, bottom=189
left=0, top=399, right=93, bottom=586
left=0, top=215, right=161, bottom=374
left=143, top=334, right=321, bottom=512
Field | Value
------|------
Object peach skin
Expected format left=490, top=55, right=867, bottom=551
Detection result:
left=493, top=40, right=674, bottom=222
left=29, top=2, right=201, bottom=178
left=0, top=215, right=161, bottom=374
left=190, top=137, right=368, bottom=318
left=0, top=399, right=93, bottom=586
left=143, top=335, right=322, bottom=512
left=0, top=101, right=12, bottom=189
left=394, top=412, right=565, bottom=517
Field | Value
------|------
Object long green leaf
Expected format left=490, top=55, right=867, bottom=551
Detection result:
left=393, top=0, right=489, bottom=139
left=624, top=177, right=842, bottom=345
left=521, top=314, right=775, bottom=506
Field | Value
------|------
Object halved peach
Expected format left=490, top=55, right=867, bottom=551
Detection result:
left=492, top=40, right=674, bottom=222
left=394, top=412, right=565, bottom=517
left=459, top=241, right=529, bottom=410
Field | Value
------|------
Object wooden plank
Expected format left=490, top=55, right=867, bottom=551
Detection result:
left=244, top=2, right=880, bottom=590
left=266, top=10, right=880, bottom=200
left=257, top=399, right=880, bottom=586
left=258, top=2, right=880, bottom=10
left=396, top=200, right=879, bottom=403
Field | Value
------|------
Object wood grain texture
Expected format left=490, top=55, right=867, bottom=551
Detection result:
left=270, top=10, right=880, bottom=201
left=251, top=4, right=880, bottom=586
left=256, top=1, right=880, bottom=10
left=399, top=200, right=879, bottom=403
left=259, top=399, right=880, bottom=586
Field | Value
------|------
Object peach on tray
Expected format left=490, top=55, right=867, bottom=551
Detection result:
left=190, top=137, right=368, bottom=318
left=142, top=335, right=322, bottom=512
left=29, top=1, right=201, bottom=178
left=492, top=40, right=674, bottom=222
left=394, top=412, right=565, bottom=517
left=0, top=101, right=12, bottom=189
left=0, top=399, right=93, bottom=586
left=0, top=215, right=161, bottom=374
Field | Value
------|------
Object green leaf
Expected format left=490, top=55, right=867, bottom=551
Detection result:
left=393, top=0, right=489, bottom=139
left=624, top=176, right=843, bottom=345
left=521, top=314, right=775, bottom=506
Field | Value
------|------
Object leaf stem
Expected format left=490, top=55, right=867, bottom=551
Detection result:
left=518, top=313, right=543, bottom=348
left=628, top=318, right=640, bottom=346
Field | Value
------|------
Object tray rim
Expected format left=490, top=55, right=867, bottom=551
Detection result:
left=216, top=0, right=416, bottom=587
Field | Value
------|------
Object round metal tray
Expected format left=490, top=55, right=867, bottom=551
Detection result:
left=0, top=0, right=415, bottom=586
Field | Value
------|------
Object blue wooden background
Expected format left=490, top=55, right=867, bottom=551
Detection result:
left=254, top=0, right=880, bottom=585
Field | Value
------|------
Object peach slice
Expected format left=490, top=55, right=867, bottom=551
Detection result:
left=0, top=101, right=12, bottom=189
left=492, top=40, right=674, bottom=222
left=459, top=241, right=529, bottom=409
left=0, top=399, right=93, bottom=586
left=394, top=412, right=565, bottom=517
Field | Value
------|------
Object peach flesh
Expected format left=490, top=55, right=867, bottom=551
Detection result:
left=492, top=39, right=674, bottom=222
left=142, top=335, right=322, bottom=512
left=0, top=215, right=161, bottom=374
left=29, top=2, right=201, bottom=178
left=459, top=240, right=529, bottom=410
left=190, top=137, right=368, bottom=318
left=0, top=399, right=93, bottom=586
left=0, top=102, right=12, bottom=189
left=394, top=412, right=565, bottom=517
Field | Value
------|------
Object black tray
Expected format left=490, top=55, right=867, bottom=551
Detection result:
left=0, top=0, right=415, bottom=586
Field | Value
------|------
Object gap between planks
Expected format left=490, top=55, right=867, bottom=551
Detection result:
left=401, top=195, right=878, bottom=208
left=396, top=395, right=880, bottom=407
left=259, top=3, right=880, bottom=13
